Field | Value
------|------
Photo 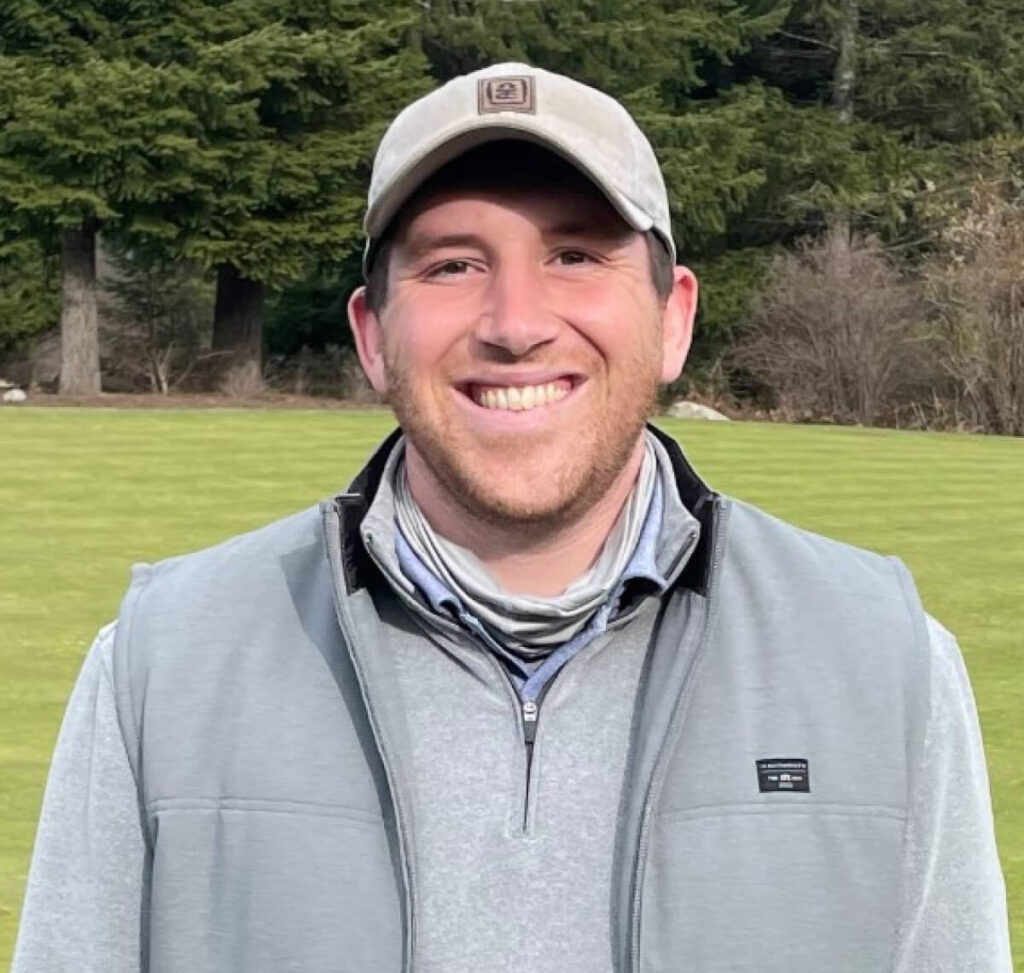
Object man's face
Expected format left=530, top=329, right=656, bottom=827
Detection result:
left=349, top=179, right=696, bottom=535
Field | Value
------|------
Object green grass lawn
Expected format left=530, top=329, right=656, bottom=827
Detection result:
left=1, top=407, right=1021, bottom=966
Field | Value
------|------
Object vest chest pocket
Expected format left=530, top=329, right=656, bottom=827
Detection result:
left=147, top=801, right=403, bottom=973
left=639, top=804, right=905, bottom=973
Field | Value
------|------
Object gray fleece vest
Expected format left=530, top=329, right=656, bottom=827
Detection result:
left=109, top=429, right=931, bottom=973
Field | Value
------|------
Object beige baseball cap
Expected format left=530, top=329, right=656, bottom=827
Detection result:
left=363, top=61, right=675, bottom=272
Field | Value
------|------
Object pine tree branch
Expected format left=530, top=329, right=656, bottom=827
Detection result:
left=774, top=29, right=838, bottom=53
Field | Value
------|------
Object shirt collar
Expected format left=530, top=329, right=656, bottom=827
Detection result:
left=394, top=528, right=461, bottom=616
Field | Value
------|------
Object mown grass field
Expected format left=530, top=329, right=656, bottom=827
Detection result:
left=1, top=406, right=1020, bottom=966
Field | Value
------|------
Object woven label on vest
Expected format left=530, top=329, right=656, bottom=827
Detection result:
left=756, top=758, right=810, bottom=793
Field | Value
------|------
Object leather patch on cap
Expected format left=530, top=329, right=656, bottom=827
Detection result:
left=478, top=76, right=536, bottom=114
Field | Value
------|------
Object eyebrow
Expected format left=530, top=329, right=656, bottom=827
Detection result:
left=397, top=218, right=635, bottom=266
left=398, top=233, right=486, bottom=265
left=544, top=220, right=633, bottom=244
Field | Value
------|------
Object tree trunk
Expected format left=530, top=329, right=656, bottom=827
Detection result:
left=212, top=263, right=264, bottom=382
left=58, top=223, right=101, bottom=396
left=828, top=0, right=858, bottom=278
left=832, top=0, right=857, bottom=127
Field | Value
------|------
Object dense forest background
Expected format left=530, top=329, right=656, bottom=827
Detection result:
left=2, top=0, right=1023, bottom=432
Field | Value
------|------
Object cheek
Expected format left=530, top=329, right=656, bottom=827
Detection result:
left=560, top=292, right=662, bottom=362
left=382, top=305, right=463, bottom=379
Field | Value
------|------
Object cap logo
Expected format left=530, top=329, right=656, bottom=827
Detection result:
left=478, top=76, right=536, bottom=114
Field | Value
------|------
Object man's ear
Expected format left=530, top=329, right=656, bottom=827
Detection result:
left=348, top=286, right=388, bottom=395
left=659, top=265, right=698, bottom=384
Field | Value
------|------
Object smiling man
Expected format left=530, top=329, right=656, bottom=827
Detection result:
left=349, top=141, right=694, bottom=596
left=14, top=64, right=1012, bottom=973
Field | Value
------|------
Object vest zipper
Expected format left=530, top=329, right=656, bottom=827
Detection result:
left=325, top=515, right=418, bottom=973
left=629, top=500, right=727, bottom=972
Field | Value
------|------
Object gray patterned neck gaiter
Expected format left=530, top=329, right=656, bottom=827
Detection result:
left=393, top=437, right=658, bottom=652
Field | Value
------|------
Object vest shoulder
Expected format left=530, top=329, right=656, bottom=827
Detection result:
left=721, top=496, right=917, bottom=600
left=146, top=502, right=325, bottom=577
left=110, top=501, right=342, bottom=695
left=119, top=502, right=331, bottom=621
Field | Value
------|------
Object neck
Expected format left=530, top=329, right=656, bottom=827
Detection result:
left=405, top=439, right=646, bottom=597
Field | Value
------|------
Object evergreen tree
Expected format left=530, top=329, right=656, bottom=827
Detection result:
left=1, top=0, right=431, bottom=390
left=151, top=3, right=431, bottom=379
left=0, top=237, right=59, bottom=358
left=6, top=0, right=1021, bottom=393
left=741, top=0, right=1024, bottom=239
left=857, top=0, right=1024, bottom=146
left=0, top=1, right=216, bottom=393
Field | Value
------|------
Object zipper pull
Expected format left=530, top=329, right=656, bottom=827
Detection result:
left=522, top=699, right=539, bottom=744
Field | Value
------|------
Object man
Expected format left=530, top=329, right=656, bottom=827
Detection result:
left=14, top=63, right=1012, bottom=972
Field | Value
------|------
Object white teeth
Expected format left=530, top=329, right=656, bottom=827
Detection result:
left=473, top=382, right=570, bottom=411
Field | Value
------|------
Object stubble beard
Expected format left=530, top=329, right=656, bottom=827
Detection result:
left=383, top=355, right=660, bottom=541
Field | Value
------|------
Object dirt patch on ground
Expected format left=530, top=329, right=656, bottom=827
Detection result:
left=7, top=391, right=379, bottom=410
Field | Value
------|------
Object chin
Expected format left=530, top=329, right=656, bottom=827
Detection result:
left=439, top=445, right=619, bottom=533
left=469, top=480, right=579, bottom=526
left=456, top=487, right=586, bottom=534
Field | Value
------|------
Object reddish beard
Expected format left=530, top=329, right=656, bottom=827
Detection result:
left=382, top=353, right=660, bottom=540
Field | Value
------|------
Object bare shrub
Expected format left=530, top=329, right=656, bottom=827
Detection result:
left=266, top=344, right=377, bottom=402
left=334, top=348, right=377, bottom=404
left=101, top=248, right=215, bottom=394
left=924, top=192, right=1024, bottom=435
left=661, top=352, right=737, bottom=415
left=220, top=359, right=267, bottom=398
left=732, top=237, right=929, bottom=425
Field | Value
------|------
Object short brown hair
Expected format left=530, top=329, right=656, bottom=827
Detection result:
left=364, top=141, right=674, bottom=313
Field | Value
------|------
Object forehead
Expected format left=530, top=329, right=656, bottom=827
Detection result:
left=395, top=181, right=633, bottom=245
left=386, top=140, right=633, bottom=243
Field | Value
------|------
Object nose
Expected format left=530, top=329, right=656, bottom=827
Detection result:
left=473, top=258, right=559, bottom=357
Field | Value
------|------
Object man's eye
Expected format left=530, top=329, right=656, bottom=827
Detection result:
left=428, top=260, right=472, bottom=278
left=557, top=250, right=593, bottom=266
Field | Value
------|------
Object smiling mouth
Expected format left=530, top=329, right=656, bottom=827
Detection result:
left=465, top=378, right=575, bottom=412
